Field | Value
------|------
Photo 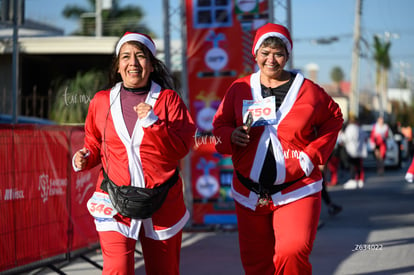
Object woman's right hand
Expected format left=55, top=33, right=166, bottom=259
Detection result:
left=74, top=148, right=89, bottom=170
left=231, top=126, right=250, bottom=147
left=134, top=102, right=152, bottom=119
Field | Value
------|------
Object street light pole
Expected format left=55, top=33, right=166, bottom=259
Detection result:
left=163, top=0, right=171, bottom=70
left=12, top=0, right=19, bottom=124
left=349, top=0, right=362, bottom=119
left=286, top=0, right=293, bottom=70
left=95, top=0, right=102, bottom=37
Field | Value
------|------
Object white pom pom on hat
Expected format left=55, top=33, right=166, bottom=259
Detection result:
left=252, top=23, right=292, bottom=57
left=115, top=32, right=156, bottom=56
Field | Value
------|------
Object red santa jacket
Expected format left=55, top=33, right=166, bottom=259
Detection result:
left=81, top=81, right=196, bottom=240
left=405, top=156, right=414, bottom=182
left=213, top=71, right=343, bottom=210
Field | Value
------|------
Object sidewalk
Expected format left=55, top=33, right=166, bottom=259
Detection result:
left=23, top=168, right=414, bottom=275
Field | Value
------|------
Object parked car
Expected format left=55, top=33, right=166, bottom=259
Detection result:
left=0, top=114, right=55, bottom=125
left=361, top=124, right=408, bottom=169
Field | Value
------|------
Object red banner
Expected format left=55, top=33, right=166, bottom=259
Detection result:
left=0, top=125, right=16, bottom=270
left=13, top=126, right=69, bottom=265
left=186, top=0, right=270, bottom=225
left=69, top=128, right=101, bottom=251
left=0, top=125, right=99, bottom=272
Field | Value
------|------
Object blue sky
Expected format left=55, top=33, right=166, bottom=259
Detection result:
left=25, top=0, right=414, bottom=88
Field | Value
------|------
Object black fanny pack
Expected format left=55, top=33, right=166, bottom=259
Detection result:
left=100, top=168, right=179, bottom=219
left=236, top=170, right=305, bottom=197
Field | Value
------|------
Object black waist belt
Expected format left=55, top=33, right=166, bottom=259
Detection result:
left=100, top=168, right=179, bottom=219
left=100, top=168, right=179, bottom=194
left=236, top=170, right=305, bottom=196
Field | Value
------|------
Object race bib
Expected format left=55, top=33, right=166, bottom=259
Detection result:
left=86, top=192, right=118, bottom=219
left=242, top=97, right=276, bottom=127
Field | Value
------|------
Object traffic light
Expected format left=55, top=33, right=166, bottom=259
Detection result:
left=0, top=0, right=25, bottom=25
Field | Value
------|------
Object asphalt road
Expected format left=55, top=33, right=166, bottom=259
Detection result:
left=311, top=166, right=414, bottom=275
left=19, top=164, right=414, bottom=275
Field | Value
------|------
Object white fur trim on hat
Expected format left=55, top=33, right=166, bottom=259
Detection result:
left=115, top=33, right=156, bottom=56
left=254, top=32, right=292, bottom=56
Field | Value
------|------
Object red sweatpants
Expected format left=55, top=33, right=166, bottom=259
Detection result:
left=326, top=156, right=340, bottom=185
left=99, top=228, right=182, bottom=275
left=235, top=192, right=321, bottom=275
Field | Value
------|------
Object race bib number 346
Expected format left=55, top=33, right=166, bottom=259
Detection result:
left=87, top=192, right=118, bottom=219
left=242, top=97, right=276, bottom=127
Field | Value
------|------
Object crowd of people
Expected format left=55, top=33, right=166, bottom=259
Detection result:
left=71, top=23, right=413, bottom=275
left=323, top=115, right=414, bottom=188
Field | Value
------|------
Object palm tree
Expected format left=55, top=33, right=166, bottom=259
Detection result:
left=49, top=70, right=107, bottom=124
left=62, top=0, right=154, bottom=37
left=373, top=35, right=392, bottom=117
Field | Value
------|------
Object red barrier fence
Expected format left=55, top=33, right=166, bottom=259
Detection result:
left=0, top=125, right=100, bottom=273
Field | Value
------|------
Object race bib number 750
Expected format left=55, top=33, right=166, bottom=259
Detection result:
left=242, top=97, right=276, bottom=127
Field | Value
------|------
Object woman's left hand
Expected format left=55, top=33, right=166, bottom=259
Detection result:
left=134, top=103, right=152, bottom=119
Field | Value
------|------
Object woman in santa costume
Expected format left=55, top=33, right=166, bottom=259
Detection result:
left=73, top=32, right=195, bottom=274
left=370, top=116, right=389, bottom=175
left=213, top=23, right=343, bottom=275
left=405, top=156, right=414, bottom=182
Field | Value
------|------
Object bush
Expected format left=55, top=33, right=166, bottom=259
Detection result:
left=50, top=70, right=107, bottom=124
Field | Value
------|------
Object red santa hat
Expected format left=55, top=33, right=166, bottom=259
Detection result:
left=115, top=32, right=156, bottom=56
left=252, top=23, right=292, bottom=57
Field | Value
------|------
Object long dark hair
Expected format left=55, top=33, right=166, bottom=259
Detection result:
left=108, top=41, right=176, bottom=92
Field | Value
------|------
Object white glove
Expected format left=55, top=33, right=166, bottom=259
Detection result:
left=299, top=151, right=314, bottom=177
left=405, top=173, right=413, bottom=183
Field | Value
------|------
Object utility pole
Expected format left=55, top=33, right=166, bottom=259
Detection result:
left=272, top=0, right=293, bottom=69
left=286, top=0, right=293, bottom=69
left=349, top=0, right=362, bottom=118
left=163, top=0, right=171, bottom=69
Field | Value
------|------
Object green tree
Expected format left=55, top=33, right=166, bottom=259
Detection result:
left=373, top=35, right=392, bottom=117
left=62, top=0, right=154, bottom=37
left=49, top=70, right=107, bottom=124
left=397, top=75, right=409, bottom=89
left=330, top=66, right=344, bottom=93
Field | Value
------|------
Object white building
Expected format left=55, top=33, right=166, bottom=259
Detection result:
left=388, top=88, right=413, bottom=105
